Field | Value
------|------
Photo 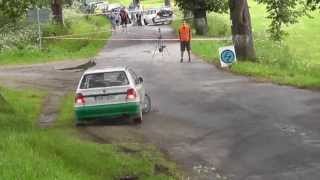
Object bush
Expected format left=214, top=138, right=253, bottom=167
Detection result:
left=207, top=13, right=231, bottom=37
left=0, top=22, right=38, bottom=51
left=0, top=9, right=111, bottom=65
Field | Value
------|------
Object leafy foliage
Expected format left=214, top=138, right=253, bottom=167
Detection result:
left=307, top=0, right=320, bottom=9
left=0, top=0, right=36, bottom=20
left=255, top=0, right=307, bottom=41
left=174, top=0, right=228, bottom=13
left=0, top=22, right=38, bottom=51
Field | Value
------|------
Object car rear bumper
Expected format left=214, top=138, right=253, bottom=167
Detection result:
left=75, top=102, right=140, bottom=121
left=153, top=17, right=172, bottom=23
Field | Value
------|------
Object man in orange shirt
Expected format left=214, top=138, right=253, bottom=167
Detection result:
left=179, top=20, right=192, bottom=63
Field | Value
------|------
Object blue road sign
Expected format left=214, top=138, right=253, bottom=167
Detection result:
left=221, top=49, right=236, bottom=64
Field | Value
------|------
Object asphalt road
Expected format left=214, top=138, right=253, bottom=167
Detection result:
left=84, top=25, right=320, bottom=180
left=0, top=25, right=319, bottom=180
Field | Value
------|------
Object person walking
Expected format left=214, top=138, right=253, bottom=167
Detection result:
left=136, top=12, right=143, bottom=26
left=110, top=12, right=117, bottom=32
left=120, top=8, right=130, bottom=32
left=115, top=12, right=121, bottom=29
left=179, top=20, right=192, bottom=63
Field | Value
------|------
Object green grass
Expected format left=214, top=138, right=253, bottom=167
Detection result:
left=172, top=1, right=320, bottom=89
left=0, top=88, right=180, bottom=179
left=0, top=14, right=111, bottom=65
left=0, top=93, right=11, bottom=113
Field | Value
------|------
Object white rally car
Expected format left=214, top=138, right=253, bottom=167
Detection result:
left=143, top=7, right=173, bottom=25
left=74, top=67, right=151, bottom=125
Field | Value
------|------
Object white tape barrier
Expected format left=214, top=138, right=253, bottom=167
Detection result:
left=41, top=36, right=231, bottom=41
left=66, top=11, right=193, bottom=21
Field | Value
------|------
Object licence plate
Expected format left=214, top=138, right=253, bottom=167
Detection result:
left=95, top=95, right=116, bottom=102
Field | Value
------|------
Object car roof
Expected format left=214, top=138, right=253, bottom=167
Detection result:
left=84, top=66, right=128, bottom=75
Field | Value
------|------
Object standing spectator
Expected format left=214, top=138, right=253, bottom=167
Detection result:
left=179, top=20, right=192, bottom=63
left=115, top=12, right=121, bottom=28
left=120, top=8, right=130, bottom=32
left=110, top=12, right=117, bottom=32
left=136, top=12, right=143, bottom=26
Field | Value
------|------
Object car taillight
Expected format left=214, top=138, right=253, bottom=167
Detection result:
left=75, top=93, right=85, bottom=105
left=126, top=88, right=137, bottom=100
left=157, top=12, right=160, bottom=16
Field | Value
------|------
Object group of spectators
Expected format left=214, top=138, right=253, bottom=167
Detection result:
left=108, top=7, right=144, bottom=32
left=108, top=7, right=192, bottom=63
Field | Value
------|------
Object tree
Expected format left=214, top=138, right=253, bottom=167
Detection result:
left=52, top=0, right=63, bottom=24
left=307, top=0, right=320, bottom=9
left=0, top=0, right=37, bottom=25
left=175, top=0, right=228, bottom=35
left=133, top=0, right=140, bottom=5
left=229, top=0, right=313, bottom=60
left=229, top=0, right=256, bottom=60
left=256, top=0, right=306, bottom=41
left=165, top=0, right=171, bottom=6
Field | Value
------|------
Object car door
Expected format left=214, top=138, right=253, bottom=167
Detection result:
left=128, top=69, right=145, bottom=104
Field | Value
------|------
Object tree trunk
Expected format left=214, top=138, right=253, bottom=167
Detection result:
left=193, top=8, right=208, bottom=35
left=51, top=0, right=63, bottom=24
left=164, top=0, right=170, bottom=6
left=133, top=0, right=140, bottom=5
left=229, top=0, right=256, bottom=60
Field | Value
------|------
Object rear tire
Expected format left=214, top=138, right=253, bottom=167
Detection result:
left=75, top=121, right=86, bottom=127
left=133, top=111, right=142, bottom=124
left=133, top=117, right=142, bottom=124
left=142, top=94, right=151, bottom=114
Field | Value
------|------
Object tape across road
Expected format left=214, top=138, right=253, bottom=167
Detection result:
left=41, top=36, right=232, bottom=41
left=40, top=17, right=231, bottom=42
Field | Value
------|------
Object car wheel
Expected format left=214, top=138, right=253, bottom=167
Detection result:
left=133, top=111, right=143, bottom=124
left=75, top=120, right=86, bottom=127
left=142, top=94, right=151, bottom=114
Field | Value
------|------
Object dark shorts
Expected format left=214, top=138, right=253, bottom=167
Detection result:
left=121, top=20, right=127, bottom=25
left=180, top=41, right=191, bottom=51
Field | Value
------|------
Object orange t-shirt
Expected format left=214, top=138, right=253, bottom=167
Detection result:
left=179, top=24, right=191, bottom=42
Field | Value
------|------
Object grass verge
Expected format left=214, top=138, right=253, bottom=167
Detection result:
left=0, top=88, right=180, bottom=179
left=0, top=13, right=111, bottom=65
left=172, top=1, right=320, bottom=89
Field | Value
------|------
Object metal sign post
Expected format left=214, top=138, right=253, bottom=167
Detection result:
left=37, top=7, right=42, bottom=50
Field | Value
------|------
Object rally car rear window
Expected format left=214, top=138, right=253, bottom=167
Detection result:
left=80, top=71, right=129, bottom=89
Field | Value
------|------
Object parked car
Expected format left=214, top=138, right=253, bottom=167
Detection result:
left=74, top=67, right=151, bottom=125
left=108, top=3, right=123, bottom=12
left=94, top=2, right=109, bottom=14
left=143, top=7, right=173, bottom=25
left=85, top=1, right=104, bottom=14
